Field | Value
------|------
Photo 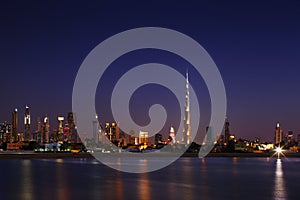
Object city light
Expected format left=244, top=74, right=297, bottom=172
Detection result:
left=275, top=147, right=282, bottom=154
left=272, top=146, right=285, bottom=159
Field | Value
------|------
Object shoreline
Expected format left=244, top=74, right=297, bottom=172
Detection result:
left=0, top=151, right=300, bottom=159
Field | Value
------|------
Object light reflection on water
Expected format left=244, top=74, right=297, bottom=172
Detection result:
left=274, top=159, right=287, bottom=200
left=21, top=160, right=33, bottom=200
left=0, top=158, right=299, bottom=200
left=138, top=173, right=151, bottom=200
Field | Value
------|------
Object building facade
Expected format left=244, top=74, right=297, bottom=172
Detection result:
left=183, top=71, right=191, bottom=145
left=24, top=105, right=31, bottom=141
left=42, top=116, right=50, bottom=143
left=12, top=108, right=18, bottom=142
left=275, top=122, right=283, bottom=145
left=224, top=118, right=230, bottom=144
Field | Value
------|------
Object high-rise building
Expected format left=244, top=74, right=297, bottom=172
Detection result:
left=12, top=108, right=18, bottom=142
left=63, top=124, right=70, bottom=142
left=155, top=133, right=163, bottom=145
left=0, top=122, right=11, bottom=143
left=36, top=117, right=42, bottom=142
left=24, top=105, right=31, bottom=141
left=224, top=118, right=230, bottom=144
left=139, top=131, right=149, bottom=144
left=67, top=112, right=78, bottom=143
left=115, top=122, right=120, bottom=142
left=42, top=116, right=50, bottom=143
left=275, top=122, right=283, bottom=145
left=287, top=130, right=293, bottom=143
left=118, top=130, right=127, bottom=147
left=129, top=129, right=137, bottom=145
left=183, top=70, right=191, bottom=145
left=92, top=115, right=99, bottom=144
left=169, top=125, right=175, bottom=144
left=105, top=122, right=117, bottom=142
left=33, top=117, right=41, bottom=142
left=57, top=116, right=64, bottom=142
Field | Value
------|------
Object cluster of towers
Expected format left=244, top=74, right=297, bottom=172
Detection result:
left=0, top=106, right=79, bottom=144
left=0, top=107, right=29, bottom=143
left=274, top=122, right=296, bottom=146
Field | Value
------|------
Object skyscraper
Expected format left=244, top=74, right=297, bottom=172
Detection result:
left=224, top=117, right=230, bottom=144
left=183, top=70, right=191, bottom=145
left=118, top=130, right=127, bottom=147
left=129, top=129, right=137, bottom=145
left=24, top=105, right=31, bottom=141
left=139, top=131, right=149, bottom=144
left=36, top=117, right=41, bottom=142
left=115, top=122, right=120, bottom=142
left=67, top=112, right=78, bottom=143
left=0, top=122, right=11, bottom=143
left=169, top=125, right=175, bottom=144
left=12, top=108, right=18, bottom=142
left=275, top=122, right=283, bottom=145
left=105, top=122, right=117, bottom=142
left=92, top=115, right=99, bottom=144
left=42, top=116, right=50, bottom=143
left=57, top=116, right=64, bottom=142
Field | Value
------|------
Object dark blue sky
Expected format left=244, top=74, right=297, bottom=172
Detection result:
left=0, top=0, right=299, bottom=142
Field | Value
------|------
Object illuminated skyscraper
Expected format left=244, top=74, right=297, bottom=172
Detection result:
left=67, top=112, right=78, bottom=143
left=12, top=108, right=18, bottom=142
left=275, top=122, right=283, bottom=145
left=0, top=122, right=11, bottom=143
left=42, top=116, right=50, bottom=143
left=139, top=131, right=149, bottom=144
left=57, top=116, right=64, bottom=142
left=92, top=115, right=99, bottom=144
left=118, top=130, right=127, bottom=147
left=36, top=117, right=41, bottom=142
left=224, top=117, right=230, bottom=144
left=169, top=125, right=175, bottom=144
left=105, top=122, right=117, bottom=142
left=33, top=117, right=42, bottom=142
left=115, top=122, right=120, bottom=142
left=24, top=105, right=31, bottom=141
left=129, top=129, right=137, bottom=145
left=183, top=71, right=191, bottom=145
left=287, top=130, right=293, bottom=143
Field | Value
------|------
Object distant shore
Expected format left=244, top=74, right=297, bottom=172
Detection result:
left=184, top=152, right=300, bottom=158
left=1, top=151, right=300, bottom=159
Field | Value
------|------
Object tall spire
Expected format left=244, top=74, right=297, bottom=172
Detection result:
left=183, top=69, right=191, bottom=145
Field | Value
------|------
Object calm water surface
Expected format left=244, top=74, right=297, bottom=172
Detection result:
left=0, top=157, right=299, bottom=200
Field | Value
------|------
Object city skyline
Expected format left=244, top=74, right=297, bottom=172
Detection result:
left=1, top=104, right=299, bottom=145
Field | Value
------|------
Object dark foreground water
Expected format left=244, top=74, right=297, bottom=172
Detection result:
left=0, top=157, right=299, bottom=200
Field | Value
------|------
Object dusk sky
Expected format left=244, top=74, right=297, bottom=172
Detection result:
left=0, top=0, right=299, bottom=142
